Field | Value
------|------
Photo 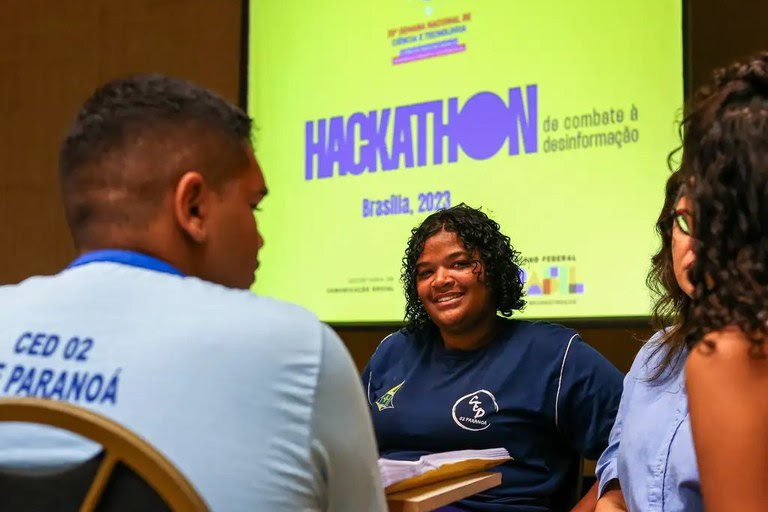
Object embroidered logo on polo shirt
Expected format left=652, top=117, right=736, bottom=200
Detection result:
left=376, top=381, right=405, bottom=411
left=452, top=389, right=499, bottom=431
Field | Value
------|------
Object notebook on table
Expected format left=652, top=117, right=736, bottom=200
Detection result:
left=379, top=447, right=511, bottom=494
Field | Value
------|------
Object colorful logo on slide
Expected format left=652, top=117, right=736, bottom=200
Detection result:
left=387, top=11, right=472, bottom=65
left=522, top=265, right=585, bottom=296
left=376, top=381, right=405, bottom=411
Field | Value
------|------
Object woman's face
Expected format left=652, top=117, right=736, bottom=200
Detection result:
left=415, top=229, right=494, bottom=335
left=672, top=195, right=696, bottom=297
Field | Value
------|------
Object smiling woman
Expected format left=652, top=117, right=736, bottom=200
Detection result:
left=415, top=228, right=496, bottom=348
left=362, top=204, right=624, bottom=512
left=411, top=210, right=520, bottom=350
left=402, top=204, right=525, bottom=349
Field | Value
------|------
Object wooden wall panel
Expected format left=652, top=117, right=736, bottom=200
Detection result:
left=687, top=0, right=768, bottom=92
left=0, top=0, right=241, bottom=285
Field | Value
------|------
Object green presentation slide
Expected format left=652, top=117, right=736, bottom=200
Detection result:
left=247, top=0, right=684, bottom=323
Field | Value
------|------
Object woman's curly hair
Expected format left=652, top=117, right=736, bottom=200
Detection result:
left=679, top=52, right=768, bottom=350
left=646, top=170, right=692, bottom=379
left=400, top=203, right=526, bottom=331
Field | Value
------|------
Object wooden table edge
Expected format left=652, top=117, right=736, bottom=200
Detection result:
left=386, top=471, right=502, bottom=512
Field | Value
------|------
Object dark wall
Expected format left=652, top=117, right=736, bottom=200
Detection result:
left=1, top=0, right=766, bottom=372
left=686, top=0, right=768, bottom=91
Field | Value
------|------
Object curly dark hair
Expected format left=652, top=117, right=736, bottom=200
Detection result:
left=59, top=74, right=252, bottom=247
left=678, top=52, right=768, bottom=350
left=645, top=170, right=692, bottom=379
left=401, top=203, right=526, bottom=331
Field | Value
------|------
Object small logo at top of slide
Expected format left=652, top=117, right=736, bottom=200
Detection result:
left=452, top=389, right=498, bottom=431
left=376, top=381, right=405, bottom=411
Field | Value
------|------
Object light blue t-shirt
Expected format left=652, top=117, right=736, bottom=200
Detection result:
left=596, top=331, right=701, bottom=512
left=0, top=251, right=386, bottom=512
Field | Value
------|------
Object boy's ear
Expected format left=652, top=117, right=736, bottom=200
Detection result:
left=174, top=171, right=210, bottom=243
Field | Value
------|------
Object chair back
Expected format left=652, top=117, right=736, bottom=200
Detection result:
left=0, top=398, right=208, bottom=512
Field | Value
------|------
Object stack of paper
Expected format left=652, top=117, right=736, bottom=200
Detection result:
left=379, top=448, right=512, bottom=493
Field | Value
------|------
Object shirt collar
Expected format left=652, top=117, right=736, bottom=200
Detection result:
left=67, top=249, right=185, bottom=277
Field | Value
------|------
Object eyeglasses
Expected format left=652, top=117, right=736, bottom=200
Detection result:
left=670, top=208, right=693, bottom=236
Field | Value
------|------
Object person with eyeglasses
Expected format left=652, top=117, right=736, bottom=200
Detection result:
left=594, top=170, right=704, bottom=512
left=681, top=52, right=768, bottom=512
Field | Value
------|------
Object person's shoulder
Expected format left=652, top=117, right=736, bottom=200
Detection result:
left=628, top=329, right=687, bottom=380
left=492, top=320, right=584, bottom=366
left=0, top=273, right=66, bottom=305
left=171, top=278, right=333, bottom=367
left=189, top=276, right=315, bottom=315
left=687, top=328, right=768, bottom=373
left=0, top=273, right=57, bottom=292
left=113, top=271, right=326, bottom=347
left=367, top=327, right=419, bottom=364
left=507, top=320, right=621, bottom=380
left=641, top=328, right=679, bottom=353
left=0, top=282, right=17, bottom=299
left=183, top=276, right=322, bottom=329
left=508, top=319, right=580, bottom=348
left=694, top=328, right=762, bottom=355
left=374, top=328, right=411, bottom=351
left=685, top=329, right=768, bottom=414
